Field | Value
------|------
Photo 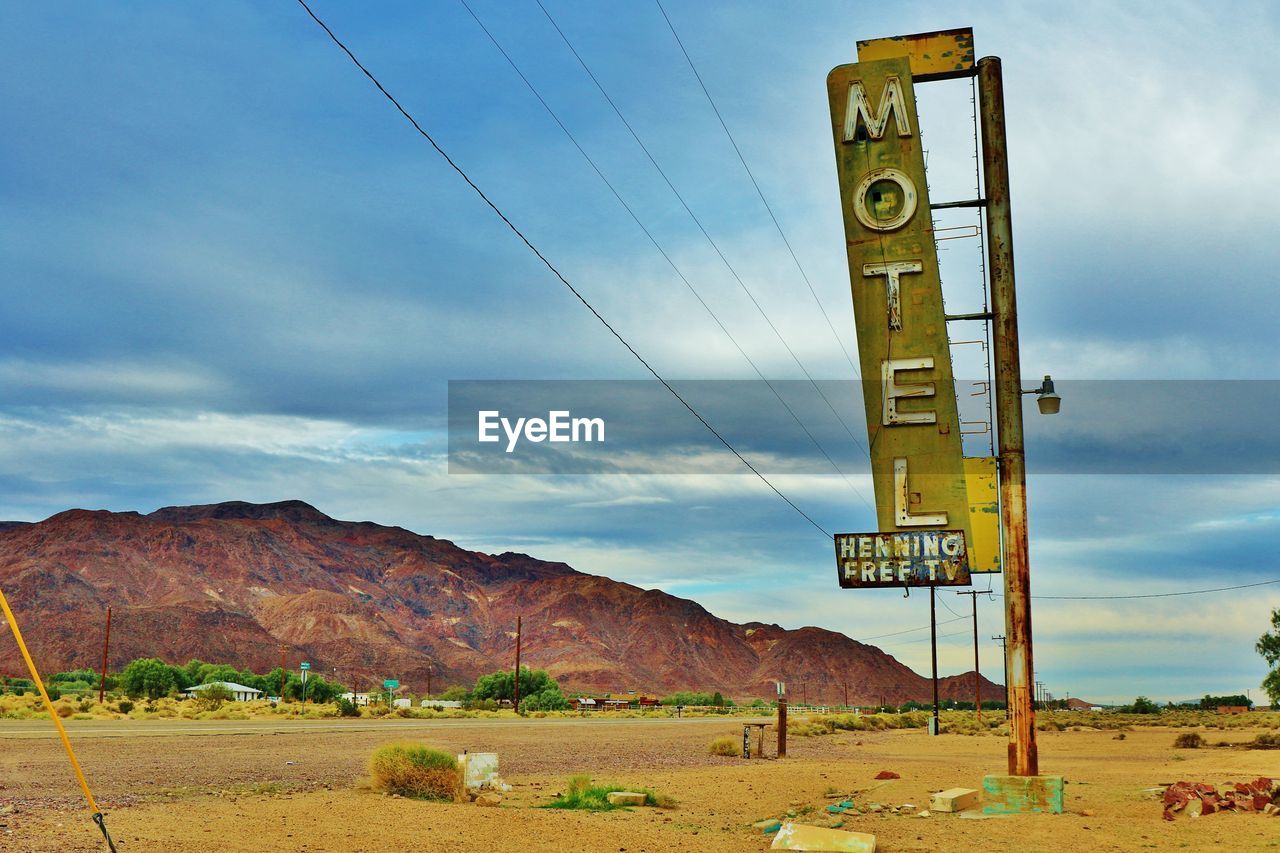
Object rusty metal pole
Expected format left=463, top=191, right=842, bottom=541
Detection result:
left=513, top=615, right=521, bottom=713
left=97, top=606, right=111, bottom=704
left=978, top=55, right=1038, bottom=777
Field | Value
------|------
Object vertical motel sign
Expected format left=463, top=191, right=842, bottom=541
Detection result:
left=828, top=33, right=994, bottom=588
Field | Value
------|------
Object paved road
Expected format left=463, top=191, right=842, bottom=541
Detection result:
left=0, top=714, right=770, bottom=739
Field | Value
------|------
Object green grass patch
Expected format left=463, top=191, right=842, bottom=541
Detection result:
left=542, top=774, right=674, bottom=811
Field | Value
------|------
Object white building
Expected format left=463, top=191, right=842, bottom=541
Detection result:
left=184, top=681, right=262, bottom=702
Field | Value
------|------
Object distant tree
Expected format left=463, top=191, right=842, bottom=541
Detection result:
left=712, top=692, right=725, bottom=708
left=439, top=685, right=470, bottom=702
left=519, top=686, right=571, bottom=713
left=1199, top=694, right=1252, bottom=710
left=1257, top=611, right=1280, bottom=707
left=194, top=683, right=234, bottom=711
left=1124, top=696, right=1160, bottom=714
left=473, top=667, right=557, bottom=703
left=121, top=658, right=177, bottom=700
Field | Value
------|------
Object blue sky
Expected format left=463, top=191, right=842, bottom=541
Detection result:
left=3, top=0, right=1280, bottom=703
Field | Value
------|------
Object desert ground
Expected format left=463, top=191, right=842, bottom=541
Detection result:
left=3, top=715, right=1280, bottom=851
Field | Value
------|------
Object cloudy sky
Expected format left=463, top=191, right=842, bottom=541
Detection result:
left=4, top=0, right=1279, bottom=704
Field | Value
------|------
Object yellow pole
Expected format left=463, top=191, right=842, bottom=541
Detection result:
left=0, top=586, right=103, bottom=814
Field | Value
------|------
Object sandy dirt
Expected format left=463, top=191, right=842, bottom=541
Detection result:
left=3, top=717, right=1280, bottom=851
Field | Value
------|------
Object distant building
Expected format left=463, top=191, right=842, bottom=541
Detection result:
left=1218, top=705, right=1250, bottom=715
left=420, top=699, right=463, bottom=709
left=571, top=697, right=597, bottom=711
left=184, top=682, right=262, bottom=702
left=340, top=692, right=373, bottom=706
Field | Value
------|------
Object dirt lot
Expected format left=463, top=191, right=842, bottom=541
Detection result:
left=3, top=716, right=1280, bottom=851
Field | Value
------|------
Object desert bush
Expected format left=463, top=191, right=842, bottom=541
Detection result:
left=1173, top=732, right=1205, bottom=749
left=368, top=743, right=460, bottom=800
left=54, top=704, right=74, bottom=718
left=1245, top=732, right=1280, bottom=750
left=335, top=697, right=360, bottom=717
left=708, top=736, right=739, bottom=756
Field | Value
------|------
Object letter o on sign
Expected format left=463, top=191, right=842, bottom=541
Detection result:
left=853, top=167, right=918, bottom=232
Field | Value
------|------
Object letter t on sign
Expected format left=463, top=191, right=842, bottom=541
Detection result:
left=863, top=261, right=922, bottom=330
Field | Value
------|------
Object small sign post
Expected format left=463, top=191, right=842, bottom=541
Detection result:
left=384, top=678, right=399, bottom=708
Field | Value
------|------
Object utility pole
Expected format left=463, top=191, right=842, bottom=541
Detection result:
left=97, top=606, right=112, bottom=705
left=929, top=585, right=940, bottom=734
left=802, top=682, right=807, bottom=707
left=776, top=682, right=787, bottom=758
left=993, top=635, right=1008, bottom=711
left=279, top=645, right=287, bottom=701
left=426, top=665, right=432, bottom=700
left=980, top=54, right=1038, bottom=778
left=843, top=683, right=848, bottom=709
left=956, top=590, right=982, bottom=722
left=513, top=616, right=522, bottom=713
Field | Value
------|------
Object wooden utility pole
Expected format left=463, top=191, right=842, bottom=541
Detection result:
left=992, top=635, right=1009, bottom=710
left=513, top=616, right=522, bottom=713
left=97, top=606, right=112, bottom=704
left=956, top=590, right=983, bottom=722
left=776, top=682, right=787, bottom=758
left=279, top=645, right=287, bottom=701
left=979, top=55, right=1038, bottom=777
left=930, top=586, right=940, bottom=734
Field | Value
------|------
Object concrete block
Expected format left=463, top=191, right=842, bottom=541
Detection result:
left=606, top=791, right=647, bottom=806
left=930, top=787, right=980, bottom=813
left=771, top=821, right=876, bottom=852
left=981, top=775, right=1065, bottom=815
left=457, top=752, right=500, bottom=790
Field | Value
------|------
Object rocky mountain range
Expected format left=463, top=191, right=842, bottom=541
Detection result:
left=0, top=500, right=1003, bottom=703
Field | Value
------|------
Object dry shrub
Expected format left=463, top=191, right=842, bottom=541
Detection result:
left=707, top=735, right=739, bottom=756
left=1173, top=732, right=1204, bottom=749
left=368, top=742, right=460, bottom=800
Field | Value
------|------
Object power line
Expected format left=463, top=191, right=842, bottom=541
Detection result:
left=533, top=0, right=871, bottom=465
left=651, top=0, right=861, bottom=379
left=855, top=614, right=968, bottom=642
left=459, top=0, right=872, bottom=512
left=293, top=0, right=831, bottom=538
left=1004, top=577, right=1280, bottom=601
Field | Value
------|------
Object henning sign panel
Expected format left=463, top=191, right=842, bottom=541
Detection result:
left=827, top=56, right=972, bottom=570
left=834, top=530, right=971, bottom=588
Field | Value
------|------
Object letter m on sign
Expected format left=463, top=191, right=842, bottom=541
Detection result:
left=842, top=77, right=911, bottom=142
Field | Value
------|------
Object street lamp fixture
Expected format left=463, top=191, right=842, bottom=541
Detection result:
left=1023, top=374, right=1060, bottom=415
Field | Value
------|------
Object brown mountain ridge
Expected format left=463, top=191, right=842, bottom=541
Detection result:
left=0, top=500, right=1002, bottom=704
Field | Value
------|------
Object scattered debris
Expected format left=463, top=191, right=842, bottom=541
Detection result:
left=1162, top=778, right=1279, bottom=820
left=930, top=787, right=980, bottom=813
left=874, top=770, right=899, bottom=780
left=605, top=791, right=647, bottom=807
left=770, top=821, right=876, bottom=852
left=753, top=819, right=783, bottom=834
left=916, top=810, right=930, bottom=818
